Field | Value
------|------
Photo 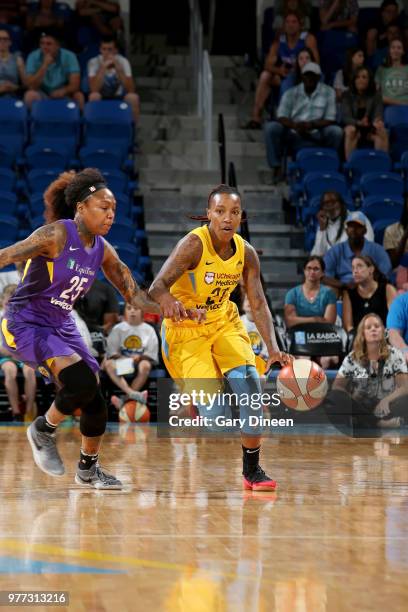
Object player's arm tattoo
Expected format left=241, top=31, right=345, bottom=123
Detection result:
left=148, top=233, right=203, bottom=301
left=0, top=223, right=61, bottom=268
left=242, top=242, right=280, bottom=354
left=102, top=241, right=161, bottom=313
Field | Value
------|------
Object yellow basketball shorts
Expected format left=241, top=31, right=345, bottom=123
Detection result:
left=161, top=308, right=256, bottom=381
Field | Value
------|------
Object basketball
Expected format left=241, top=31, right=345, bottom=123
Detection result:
left=119, top=399, right=151, bottom=423
left=276, top=359, right=328, bottom=411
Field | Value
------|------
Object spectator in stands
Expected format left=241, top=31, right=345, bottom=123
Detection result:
left=333, top=47, right=365, bottom=101
left=375, top=38, right=408, bottom=106
left=87, top=36, right=140, bottom=122
left=0, top=284, right=37, bottom=421
left=284, top=255, right=337, bottom=326
left=264, top=62, right=342, bottom=183
left=76, top=0, right=123, bottom=40
left=342, top=255, right=397, bottom=332
left=388, top=291, right=408, bottom=362
left=324, top=211, right=392, bottom=291
left=0, top=1, right=27, bottom=25
left=25, top=0, right=64, bottom=53
left=319, top=0, right=359, bottom=33
left=0, top=29, right=25, bottom=97
left=75, top=277, right=120, bottom=359
left=0, top=263, right=22, bottom=294
left=245, top=12, right=319, bottom=129
left=104, top=303, right=158, bottom=401
left=366, top=0, right=401, bottom=58
left=370, top=22, right=402, bottom=71
left=281, top=46, right=318, bottom=95
left=342, top=66, right=388, bottom=159
left=311, top=191, right=374, bottom=257
left=332, top=313, right=408, bottom=428
left=383, top=194, right=408, bottom=268
left=273, top=0, right=312, bottom=32
left=24, top=31, right=84, bottom=109
left=284, top=256, right=338, bottom=367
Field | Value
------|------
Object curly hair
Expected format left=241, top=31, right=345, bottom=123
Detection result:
left=351, top=313, right=390, bottom=365
left=44, top=168, right=106, bottom=223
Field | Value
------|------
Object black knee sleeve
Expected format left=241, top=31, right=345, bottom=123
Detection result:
left=80, top=385, right=107, bottom=437
left=55, top=361, right=98, bottom=415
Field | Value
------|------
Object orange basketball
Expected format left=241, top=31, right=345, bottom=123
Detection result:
left=276, top=359, right=328, bottom=411
left=119, top=399, right=150, bottom=423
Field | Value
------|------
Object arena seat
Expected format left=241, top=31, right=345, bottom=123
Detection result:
left=25, top=143, right=69, bottom=171
left=100, top=169, right=130, bottom=194
left=372, top=218, right=395, bottom=244
left=384, top=105, right=408, bottom=161
left=105, top=222, right=135, bottom=245
left=83, top=101, right=134, bottom=154
left=0, top=216, right=19, bottom=241
left=0, top=98, right=27, bottom=155
left=79, top=146, right=125, bottom=171
left=0, top=191, right=17, bottom=214
left=359, top=172, right=404, bottom=198
left=302, top=171, right=349, bottom=201
left=361, top=196, right=403, bottom=225
left=289, top=148, right=340, bottom=181
left=344, top=150, right=392, bottom=195
left=26, top=169, right=60, bottom=194
left=30, top=100, right=80, bottom=154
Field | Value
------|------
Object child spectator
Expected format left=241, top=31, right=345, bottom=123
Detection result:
left=333, top=47, right=365, bottom=101
left=104, top=303, right=158, bottom=401
left=0, top=284, right=37, bottom=421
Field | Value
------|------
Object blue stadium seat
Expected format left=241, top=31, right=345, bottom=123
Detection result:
left=344, top=150, right=392, bottom=195
left=25, top=143, right=69, bottom=170
left=113, top=243, right=140, bottom=268
left=113, top=192, right=132, bottom=216
left=0, top=192, right=17, bottom=214
left=0, top=144, right=15, bottom=168
left=372, top=218, right=395, bottom=245
left=28, top=193, right=46, bottom=217
left=0, top=168, right=16, bottom=192
left=302, top=171, right=349, bottom=201
left=83, top=101, right=134, bottom=154
left=359, top=172, right=404, bottom=198
left=106, top=222, right=135, bottom=244
left=30, top=100, right=80, bottom=154
left=361, top=196, right=403, bottom=225
left=79, top=146, right=125, bottom=171
left=26, top=169, right=60, bottom=194
left=384, top=105, right=408, bottom=161
left=0, top=98, right=27, bottom=155
left=100, top=170, right=129, bottom=194
left=290, top=147, right=340, bottom=179
left=0, top=216, right=19, bottom=241
left=30, top=215, right=45, bottom=230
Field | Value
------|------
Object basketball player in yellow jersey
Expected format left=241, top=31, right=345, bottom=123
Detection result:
left=149, top=185, right=291, bottom=491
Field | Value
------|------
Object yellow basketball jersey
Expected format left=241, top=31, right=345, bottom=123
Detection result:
left=169, top=225, right=245, bottom=325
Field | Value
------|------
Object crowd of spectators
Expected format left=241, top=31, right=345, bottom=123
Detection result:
left=0, top=1, right=139, bottom=117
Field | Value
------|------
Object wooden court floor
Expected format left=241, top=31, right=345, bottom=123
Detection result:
left=0, top=424, right=408, bottom=612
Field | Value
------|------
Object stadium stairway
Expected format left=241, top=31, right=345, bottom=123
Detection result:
left=133, top=38, right=306, bottom=310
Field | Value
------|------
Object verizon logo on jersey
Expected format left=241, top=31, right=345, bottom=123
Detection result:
left=50, top=297, right=73, bottom=311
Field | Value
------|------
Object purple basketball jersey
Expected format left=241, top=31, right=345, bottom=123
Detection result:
left=6, top=219, right=105, bottom=326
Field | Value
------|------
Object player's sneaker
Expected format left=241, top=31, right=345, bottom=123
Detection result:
left=243, top=466, right=277, bottom=492
left=75, top=463, right=123, bottom=490
left=27, top=418, right=65, bottom=476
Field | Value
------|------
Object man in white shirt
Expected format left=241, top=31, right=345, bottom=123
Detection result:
left=87, top=36, right=140, bottom=121
left=104, top=303, right=159, bottom=399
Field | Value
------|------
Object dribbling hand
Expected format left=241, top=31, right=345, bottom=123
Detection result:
left=265, top=350, right=293, bottom=373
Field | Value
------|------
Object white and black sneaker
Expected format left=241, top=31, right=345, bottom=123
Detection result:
left=27, top=418, right=65, bottom=476
left=75, top=463, right=122, bottom=490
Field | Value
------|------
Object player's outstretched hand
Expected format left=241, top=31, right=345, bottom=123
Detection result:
left=265, top=351, right=293, bottom=372
left=186, top=308, right=207, bottom=323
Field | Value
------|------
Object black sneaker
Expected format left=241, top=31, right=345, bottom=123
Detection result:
left=27, top=417, right=64, bottom=476
left=243, top=465, right=277, bottom=491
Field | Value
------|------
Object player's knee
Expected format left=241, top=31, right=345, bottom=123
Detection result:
left=55, top=361, right=98, bottom=415
left=80, top=386, right=107, bottom=437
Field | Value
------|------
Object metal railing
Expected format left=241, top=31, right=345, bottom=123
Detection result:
left=190, top=0, right=213, bottom=169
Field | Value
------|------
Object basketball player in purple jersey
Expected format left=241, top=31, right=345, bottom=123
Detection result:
left=0, top=168, right=203, bottom=489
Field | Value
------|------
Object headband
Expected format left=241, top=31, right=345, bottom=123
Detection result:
left=77, top=182, right=107, bottom=203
